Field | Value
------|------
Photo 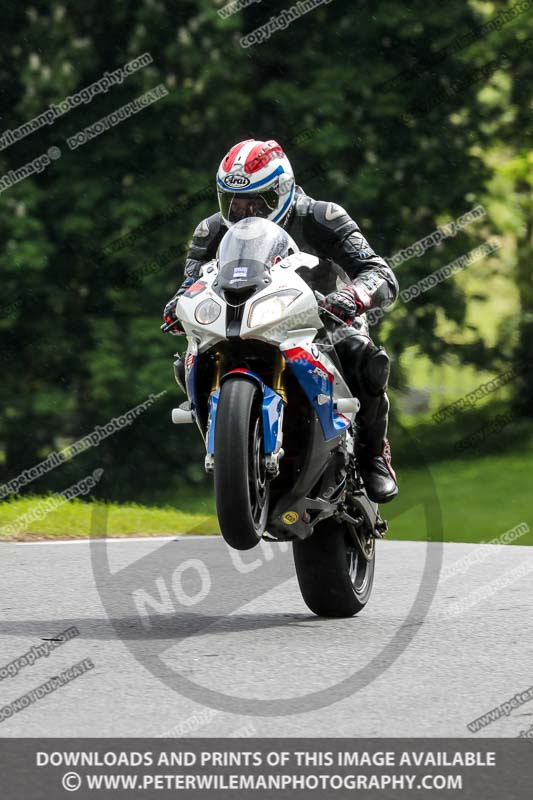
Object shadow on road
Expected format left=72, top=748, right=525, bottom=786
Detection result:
left=0, top=611, right=345, bottom=641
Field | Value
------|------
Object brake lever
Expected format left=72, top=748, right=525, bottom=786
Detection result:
left=314, top=291, right=348, bottom=327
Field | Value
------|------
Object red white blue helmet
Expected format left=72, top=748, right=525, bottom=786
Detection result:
left=217, top=139, right=295, bottom=228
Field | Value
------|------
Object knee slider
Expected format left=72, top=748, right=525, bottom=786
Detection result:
left=363, top=346, right=390, bottom=394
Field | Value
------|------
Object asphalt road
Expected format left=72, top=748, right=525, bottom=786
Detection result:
left=0, top=535, right=532, bottom=737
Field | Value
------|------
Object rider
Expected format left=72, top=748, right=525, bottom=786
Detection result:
left=163, top=139, right=399, bottom=503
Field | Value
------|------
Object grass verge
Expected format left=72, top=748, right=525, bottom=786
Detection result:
left=0, top=453, right=530, bottom=545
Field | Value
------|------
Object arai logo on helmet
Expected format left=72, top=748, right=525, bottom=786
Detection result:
left=224, top=173, right=250, bottom=188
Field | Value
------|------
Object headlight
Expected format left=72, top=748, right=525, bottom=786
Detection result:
left=194, top=298, right=222, bottom=325
left=248, top=290, right=301, bottom=328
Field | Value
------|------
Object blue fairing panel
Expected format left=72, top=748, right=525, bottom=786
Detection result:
left=184, top=352, right=198, bottom=411
left=283, top=347, right=349, bottom=441
left=206, top=389, right=219, bottom=455
left=262, top=386, right=283, bottom=453
left=206, top=371, right=283, bottom=456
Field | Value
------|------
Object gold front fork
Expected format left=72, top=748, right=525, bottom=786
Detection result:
left=211, top=350, right=286, bottom=401
left=272, top=350, right=287, bottom=404
left=211, top=351, right=225, bottom=394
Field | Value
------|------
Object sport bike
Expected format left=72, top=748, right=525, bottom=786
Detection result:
left=163, top=217, right=387, bottom=617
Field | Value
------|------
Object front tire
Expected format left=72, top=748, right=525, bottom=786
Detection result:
left=214, top=378, right=269, bottom=550
left=293, top=519, right=375, bottom=617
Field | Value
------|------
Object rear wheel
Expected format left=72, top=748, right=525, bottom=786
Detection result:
left=214, top=378, right=269, bottom=550
left=293, top=519, right=375, bottom=617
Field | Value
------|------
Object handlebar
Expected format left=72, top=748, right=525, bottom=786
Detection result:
left=160, top=319, right=184, bottom=334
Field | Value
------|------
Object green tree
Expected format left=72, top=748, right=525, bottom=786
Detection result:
left=0, top=0, right=528, bottom=503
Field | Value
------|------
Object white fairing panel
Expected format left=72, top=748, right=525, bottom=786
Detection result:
left=176, top=252, right=324, bottom=351
left=175, top=260, right=226, bottom=351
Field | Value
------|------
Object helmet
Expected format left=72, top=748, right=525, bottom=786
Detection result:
left=216, top=139, right=295, bottom=228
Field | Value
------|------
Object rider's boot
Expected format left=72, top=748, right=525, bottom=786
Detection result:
left=358, top=438, right=398, bottom=504
left=356, top=389, right=398, bottom=503
left=335, top=331, right=398, bottom=503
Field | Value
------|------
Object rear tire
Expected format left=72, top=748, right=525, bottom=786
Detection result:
left=214, top=378, right=270, bottom=550
left=293, top=519, right=375, bottom=617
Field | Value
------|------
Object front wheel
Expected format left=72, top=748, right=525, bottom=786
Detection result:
left=293, top=519, right=375, bottom=617
left=214, top=378, right=270, bottom=550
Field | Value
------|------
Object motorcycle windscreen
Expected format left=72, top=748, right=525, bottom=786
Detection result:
left=294, top=258, right=354, bottom=296
left=216, top=217, right=298, bottom=293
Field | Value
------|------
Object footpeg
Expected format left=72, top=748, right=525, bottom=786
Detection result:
left=336, top=397, right=360, bottom=414
left=172, top=403, right=194, bottom=424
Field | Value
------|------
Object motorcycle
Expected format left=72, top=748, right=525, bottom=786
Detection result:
left=163, top=217, right=387, bottom=617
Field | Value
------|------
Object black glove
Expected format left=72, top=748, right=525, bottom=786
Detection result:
left=322, top=286, right=365, bottom=324
left=162, top=297, right=183, bottom=334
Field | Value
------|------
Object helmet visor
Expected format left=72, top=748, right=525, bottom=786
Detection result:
left=218, top=189, right=279, bottom=224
